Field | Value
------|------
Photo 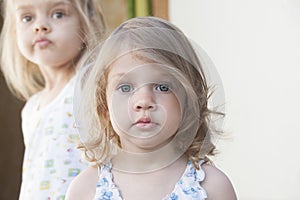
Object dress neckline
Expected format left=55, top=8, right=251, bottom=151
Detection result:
left=95, top=160, right=207, bottom=200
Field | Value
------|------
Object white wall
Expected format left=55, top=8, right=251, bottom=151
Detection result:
left=169, top=0, right=300, bottom=199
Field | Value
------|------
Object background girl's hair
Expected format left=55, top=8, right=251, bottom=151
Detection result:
left=76, top=17, right=224, bottom=169
left=0, top=0, right=106, bottom=100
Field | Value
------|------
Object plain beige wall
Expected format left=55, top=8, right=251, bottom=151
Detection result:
left=170, top=0, right=300, bottom=199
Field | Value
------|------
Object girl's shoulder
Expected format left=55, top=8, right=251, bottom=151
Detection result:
left=66, top=165, right=99, bottom=200
left=201, top=164, right=237, bottom=200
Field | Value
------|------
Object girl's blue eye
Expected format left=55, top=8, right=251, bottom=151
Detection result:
left=156, top=84, right=170, bottom=92
left=22, top=16, right=33, bottom=23
left=118, top=84, right=133, bottom=93
left=53, top=11, right=65, bottom=19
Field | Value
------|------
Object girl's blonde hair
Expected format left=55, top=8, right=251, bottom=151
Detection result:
left=0, top=0, right=106, bottom=100
left=75, top=17, right=224, bottom=169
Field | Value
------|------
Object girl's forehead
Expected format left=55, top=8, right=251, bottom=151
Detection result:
left=14, top=0, right=71, bottom=3
left=14, top=0, right=72, bottom=8
left=107, top=54, right=172, bottom=78
left=109, top=64, right=173, bottom=81
left=106, top=58, right=185, bottom=94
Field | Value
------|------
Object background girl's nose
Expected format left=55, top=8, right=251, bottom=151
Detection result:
left=34, top=23, right=50, bottom=33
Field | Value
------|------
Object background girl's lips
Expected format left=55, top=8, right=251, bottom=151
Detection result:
left=33, top=38, right=51, bottom=48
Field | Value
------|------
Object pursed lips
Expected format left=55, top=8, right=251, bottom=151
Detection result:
left=133, top=117, right=158, bottom=128
left=135, top=116, right=151, bottom=124
left=33, top=37, right=51, bottom=47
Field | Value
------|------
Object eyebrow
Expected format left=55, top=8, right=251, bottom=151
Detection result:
left=109, top=73, right=125, bottom=82
left=109, top=72, right=175, bottom=84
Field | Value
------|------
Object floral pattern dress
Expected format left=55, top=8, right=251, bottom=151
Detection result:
left=19, top=76, right=87, bottom=200
left=94, top=160, right=207, bottom=200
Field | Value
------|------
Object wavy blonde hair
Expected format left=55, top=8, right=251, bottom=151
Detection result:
left=0, top=0, right=106, bottom=100
left=76, top=16, right=224, bottom=169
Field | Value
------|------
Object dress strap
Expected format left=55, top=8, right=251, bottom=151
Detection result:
left=97, top=162, right=112, bottom=177
left=196, top=160, right=206, bottom=182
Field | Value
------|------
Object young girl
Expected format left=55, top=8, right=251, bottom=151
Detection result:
left=67, top=16, right=237, bottom=200
left=0, top=0, right=105, bottom=199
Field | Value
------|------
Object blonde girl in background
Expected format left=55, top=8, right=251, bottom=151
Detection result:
left=0, top=0, right=105, bottom=199
left=67, top=16, right=237, bottom=200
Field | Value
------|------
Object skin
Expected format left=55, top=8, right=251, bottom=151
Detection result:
left=66, top=54, right=237, bottom=199
left=66, top=159, right=238, bottom=200
left=14, top=0, right=83, bottom=107
left=106, top=54, right=182, bottom=153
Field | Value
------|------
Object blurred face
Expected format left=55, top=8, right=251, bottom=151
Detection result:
left=14, top=0, right=83, bottom=68
left=106, top=54, right=183, bottom=153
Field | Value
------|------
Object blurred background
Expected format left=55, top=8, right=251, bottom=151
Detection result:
left=1, top=0, right=300, bottom=199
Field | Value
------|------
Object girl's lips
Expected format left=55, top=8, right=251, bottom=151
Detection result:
left=33, top=38, right=51, bottom=48
left=134, top=117, right=151, bottom=124
left=134, top=122, right=157, bottom=129
left=134, top=118, right=158, bottom=129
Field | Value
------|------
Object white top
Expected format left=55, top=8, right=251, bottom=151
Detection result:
left=19, top=76, right=87, bottom=200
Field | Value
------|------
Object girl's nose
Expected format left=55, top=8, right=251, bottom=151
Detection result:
left=34, top=21, right=50, bottom=33
left=133, top=87, right=156, bottom=111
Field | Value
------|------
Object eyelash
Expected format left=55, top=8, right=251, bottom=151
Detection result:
left=21, top=15, right=33, bottom=23
left=117, top=84, right=133, bottom=93
left=117, top=83, right=171, bottom=93
left=52, top=11, right=65, bottom=19
left=155, top=83, right=170, bottom=92
left=19, top=9, right=66, bottom=23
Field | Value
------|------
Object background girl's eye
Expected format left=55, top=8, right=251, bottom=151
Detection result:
left=22, top=16, right=33, bottom=23
left=156, top=84, right=170, bottom=92
left=118, top=84, right=133, bottom=93
left=53, top=11, right=65, bottom=19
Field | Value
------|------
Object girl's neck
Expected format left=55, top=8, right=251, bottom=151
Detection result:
left=112, top=153, right=188, bottom=174
left=41, top=63, right=76, bottom=90
left=112, top=138, right=188, bottom=173
left=38, top=65, right=76, bottom=109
